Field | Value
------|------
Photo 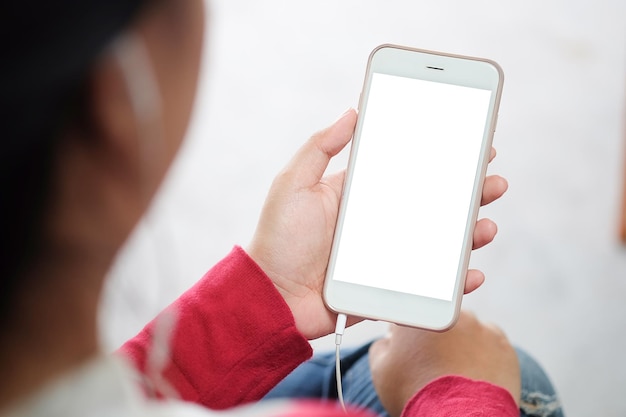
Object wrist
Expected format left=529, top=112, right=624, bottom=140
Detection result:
left=243, top=245, right=304, bottom=331
left=245, top=244, right=291, bottom=306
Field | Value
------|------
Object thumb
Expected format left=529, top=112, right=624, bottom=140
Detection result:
left=285, top=109, right=357, bottom=187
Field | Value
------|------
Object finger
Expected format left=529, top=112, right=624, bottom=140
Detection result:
left=346, top=314, right=365, bottom=328
left=464, top=269, right=485, bottom=294
left=284, top=109, right=357, bottom=188
left=472, top=218, right=497, bottom=250
left=489, top=147, right=496, bottom=163
left=481, top=175, right=508, bottom=206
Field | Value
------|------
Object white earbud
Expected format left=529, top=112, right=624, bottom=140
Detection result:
left=110, top=32, right=165, bottom=201
left=111, top=32, right=162, bottom=125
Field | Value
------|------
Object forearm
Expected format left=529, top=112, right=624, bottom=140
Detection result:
left=119, top=246, right=313, bottom=409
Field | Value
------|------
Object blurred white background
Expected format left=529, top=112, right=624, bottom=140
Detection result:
left=100, top=1, right=626, bottom=416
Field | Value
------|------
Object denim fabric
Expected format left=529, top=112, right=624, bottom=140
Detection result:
left=264, top=342, right=564, bottom=417
left=516, top=348, right=564, bottom=417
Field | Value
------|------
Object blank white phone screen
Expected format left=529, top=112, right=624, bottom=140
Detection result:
left=332, top=72, right=492, bottom=301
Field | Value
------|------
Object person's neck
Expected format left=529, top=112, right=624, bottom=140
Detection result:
left=0, top=249, right=111, bottom=410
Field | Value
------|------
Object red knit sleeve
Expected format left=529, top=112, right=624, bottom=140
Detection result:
left=118, top=246, right=313, bottom=409
left=401, top=375, right=518, bottom=417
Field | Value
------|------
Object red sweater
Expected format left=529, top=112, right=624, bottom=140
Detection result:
left=120, top=247, right=518, bottom=417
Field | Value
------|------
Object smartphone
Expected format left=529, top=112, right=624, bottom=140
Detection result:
left=323, top=44, right=504, bottom=331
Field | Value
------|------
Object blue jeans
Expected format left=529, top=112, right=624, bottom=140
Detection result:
left=264, top=342, right=564, bottom=417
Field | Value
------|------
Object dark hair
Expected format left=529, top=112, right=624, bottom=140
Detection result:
left=0, top=1, right=145, bottom=315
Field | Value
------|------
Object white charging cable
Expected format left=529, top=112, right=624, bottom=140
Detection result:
left=334, top=313, right=348, bottom=412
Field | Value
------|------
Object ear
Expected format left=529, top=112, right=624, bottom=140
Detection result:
left=43, top=52, right=149, bottom=265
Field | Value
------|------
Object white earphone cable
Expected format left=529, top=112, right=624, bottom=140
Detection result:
left=334, top=313, right=348, bottom=412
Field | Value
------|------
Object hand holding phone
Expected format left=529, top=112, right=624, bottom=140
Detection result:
left=248, top=46, right=505, bottom=339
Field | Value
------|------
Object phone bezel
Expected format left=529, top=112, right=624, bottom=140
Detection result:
left=322, top=44, right=504, bottom=331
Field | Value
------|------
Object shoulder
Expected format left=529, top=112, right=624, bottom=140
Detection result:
left=143, top=400, right=374, bottom=417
